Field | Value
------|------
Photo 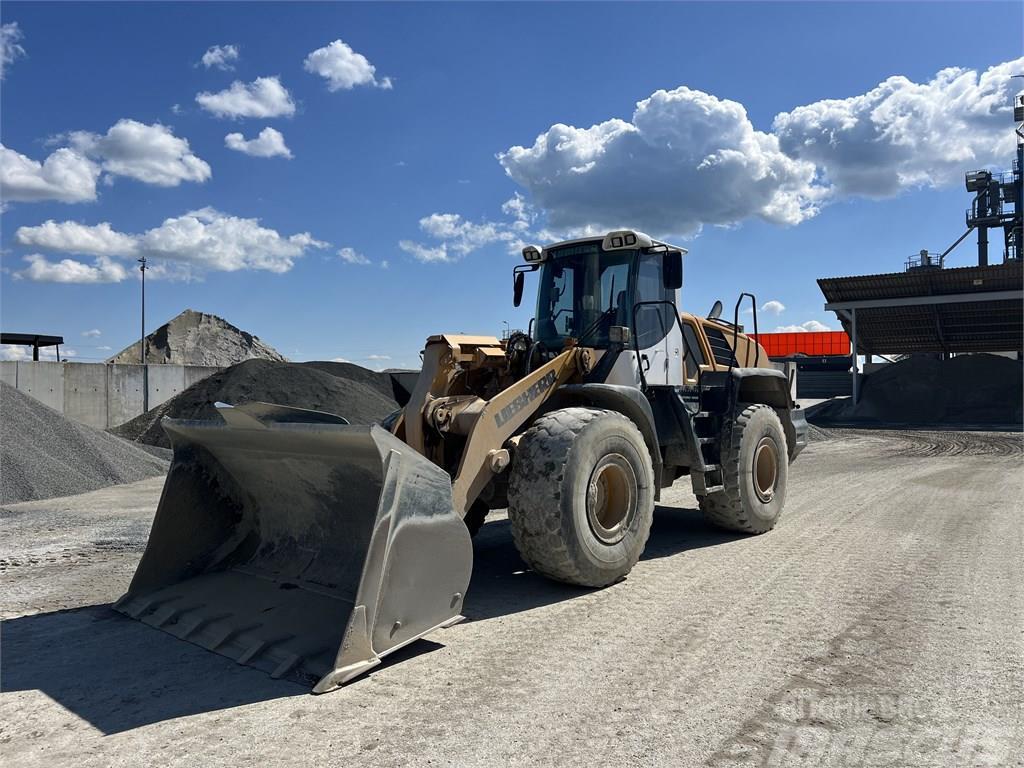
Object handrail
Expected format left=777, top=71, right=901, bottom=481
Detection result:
left=729, top=293, right=760, bottom=376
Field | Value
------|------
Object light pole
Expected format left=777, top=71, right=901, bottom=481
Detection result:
left=138, top=255, right=148, bottom=412
left=138, top=256, right=147, bottom=365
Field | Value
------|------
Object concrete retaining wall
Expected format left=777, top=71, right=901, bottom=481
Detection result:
left=1, top=361, right=220, bottom=428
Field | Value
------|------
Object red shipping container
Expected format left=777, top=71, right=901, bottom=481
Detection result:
left=750, top=331, right=850, bottom=358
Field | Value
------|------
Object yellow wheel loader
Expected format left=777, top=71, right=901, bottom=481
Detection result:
left=116, top=230, right=807, bottom=692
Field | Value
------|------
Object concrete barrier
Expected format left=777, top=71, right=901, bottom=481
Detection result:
left=16, top=361, right=65, bottom=413
left=2, top=361, right=221, bottom=428
left=64, top=363, right=109, bottom=429
left=147, top=364, right=186, bottom=409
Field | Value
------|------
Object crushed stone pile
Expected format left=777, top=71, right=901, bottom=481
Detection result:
left=112, top=359, right=400, bottom=449
left=810, top=354, right=1023, bottom=427
left=1, top=382, right=169, bottom=505
left=108, top=309, right=286, bottom=366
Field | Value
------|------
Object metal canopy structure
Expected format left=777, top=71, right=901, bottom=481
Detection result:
left=818, top=261, right=1023, bottom=403
left=819, top=261, right=1024, bottom=355
left=0, top=333, right=65, bottom=361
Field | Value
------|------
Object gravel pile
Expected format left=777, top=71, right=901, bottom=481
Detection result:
left=1, top=382, right=169, bottom=505
left=810, top=354, right=1023, bottom=427
left=108, top=309, right=286, bottom=366
left=112, top=359, right=400, bottom=448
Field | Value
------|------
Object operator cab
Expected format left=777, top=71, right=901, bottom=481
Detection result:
left=514, top=230, right=687, bottom=387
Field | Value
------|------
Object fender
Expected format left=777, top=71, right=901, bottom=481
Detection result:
left=702, top=368, right=807, bottom=460
left=542, top=383, right=664, bottom=499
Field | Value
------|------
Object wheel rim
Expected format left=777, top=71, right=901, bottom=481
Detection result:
left=586, top=454, right=637, bottom=545
left=753, top=437, right=779, bottom=503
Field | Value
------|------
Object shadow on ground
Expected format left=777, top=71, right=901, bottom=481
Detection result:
left=463, top=502, right=742, bottom=621
left=1, top=502, right=738, bottom=734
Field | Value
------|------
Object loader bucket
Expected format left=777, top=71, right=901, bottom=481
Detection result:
left=114, top=402, right=473, bottom=693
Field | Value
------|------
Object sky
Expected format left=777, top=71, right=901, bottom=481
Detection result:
left=1, top=1, right=1022, bottom=368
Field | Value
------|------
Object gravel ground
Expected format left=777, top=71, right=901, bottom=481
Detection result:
left=0, top=382, right=169, bottom=505
left=1, top=429, right=1022, bottom=767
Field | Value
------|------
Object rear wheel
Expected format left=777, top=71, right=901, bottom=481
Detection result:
left=507, top=407, right=655, bottom=587
left=700, top=404, right=787, bottom=534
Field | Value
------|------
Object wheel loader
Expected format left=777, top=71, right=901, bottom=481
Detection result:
left=115, top=229, right=807, bottom=692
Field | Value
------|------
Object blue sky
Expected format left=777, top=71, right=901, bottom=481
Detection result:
left=1, top=2, right=1021, bottom=367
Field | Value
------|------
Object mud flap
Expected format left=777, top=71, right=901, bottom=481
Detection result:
left=114, top=402, right=473, bottom=693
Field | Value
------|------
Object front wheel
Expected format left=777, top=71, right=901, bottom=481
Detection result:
left=506, top=407, right=655, bottom=587
left=700, top=404, right=788, bottom=534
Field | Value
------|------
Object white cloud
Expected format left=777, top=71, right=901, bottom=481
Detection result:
left=495, top=57, right=1023, bottom=237
left=366, top=354, right=391, bottom=360
left=196, top=76, right=296, bottom=119
left=1, top=120, right=209, bottom=204
left=379, top=259, right=390, bottom=269
left=14, top=208, right=328, bottom=280
left=499, top=86, right=823, bottom=236
left=761, top=299, right=786, bottom=315
left=1, top=22, right=25, bottom=80
left=225, top=127, right=292, bottom=158
left=1, top=144, right=100, bottom=203
left=398, top=240, right=451, bottom=263
left=774, top=320, right=832, bottom=333
left=338, top=247, right=370, bottom=265
left=200, top=44, right=239, bottom=70
left=398, top=194, right=538, bottom=263
left=773, top=58, right=1023, bottom=198
left=16, top=254, right=129, bottom=284
left=81, top=328, right=102, bottom=338
left=0, top=344, right=78, bottom=361
left=16, top=220, right=138, bottom=256
left=69, top=119, right=210, bottom=187
left=97, top=345, right=112, bottom=352
left=330, top=356, right=350, bottom=363
left=304, top=39, right=392, bottom=91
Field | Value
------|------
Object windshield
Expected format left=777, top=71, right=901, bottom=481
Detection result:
left=534, top=244, right=635, bottom=348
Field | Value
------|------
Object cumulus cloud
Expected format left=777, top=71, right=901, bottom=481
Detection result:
left=499, top=86, right=824, bottom=236
left=81, top=328, right=102, bottom=337
left=338, top=247, right=370, bottom=265
left=16, top=254, right=129, bottom=284
left=14, top=208, right=328, bottom=282
left=1, top=144, right=100, bottom=203
left=0, top=344, right=77, bottom=361
left=494, top=57, right=1023, bottom=238
left=225, top=127, right=292, bottom=158
left=398, top=194, right=537, bottom=263
left=1, top=120, right=209, bottom=204
left=774, top=320, right=832, bottom=333
left=196, top=76, right=296, bottom=119
left=200, top=44, right=239, bottom=70
left=304, top=39, right=392, bottom=91
left=16, top=220, right=137, bottom=256
left=1, top=22, right=25, bottom=80
left=69, top=119, right=211, bottom=186
left=773, top=58, right=1023, bottom=197
left=761, top=299, right=786, bottom=315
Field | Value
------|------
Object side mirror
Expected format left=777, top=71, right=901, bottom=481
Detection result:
left=513, top=271, right=525, bottom=307
left=663, top=250, right=683, bottom=290
left=708, top=299, right=723, bottom=320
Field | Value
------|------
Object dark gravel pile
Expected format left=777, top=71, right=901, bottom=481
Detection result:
left=810, top=354, right=1023, bottom=427
left=112, top=359, right=400, bottom=448
left=1, top=382, right=169, bottom=505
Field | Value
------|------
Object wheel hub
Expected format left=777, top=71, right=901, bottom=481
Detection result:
left=753, top=437, right=779, bottom=503
left=586, top=454, right=637, bottom=545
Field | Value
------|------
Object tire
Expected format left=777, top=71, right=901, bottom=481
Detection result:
left=507, top=407, right=655, bottom=587
left=700, top=403, right=787, bottom=534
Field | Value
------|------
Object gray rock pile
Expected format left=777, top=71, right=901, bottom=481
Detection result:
left=810, top=353, right=1023, bottom=426
left=1, top=382, right=169, bottom=505
left=107, top=309, right=286, bottom=367
left=112, top=359, right=400, bottom=448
